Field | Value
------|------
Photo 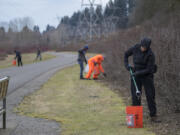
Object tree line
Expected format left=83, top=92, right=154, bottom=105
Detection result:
left=59, top=0, right=135, bottom=40
left=0, top=0, right=136, bottom=53
left=61, top=0, right=135, bottom=28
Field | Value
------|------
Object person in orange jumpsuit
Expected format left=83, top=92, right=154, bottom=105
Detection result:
left=86, top=54, right=107, bottom=79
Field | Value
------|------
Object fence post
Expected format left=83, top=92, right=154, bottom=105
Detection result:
left=3, top=98, right=6, bottom=129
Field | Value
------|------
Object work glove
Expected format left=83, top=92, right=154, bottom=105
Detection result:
left=132, top=71, right=140, bottom=77
left=103, top=73, right=107, bottom=77
left=126, top=64, right=134, bottom=71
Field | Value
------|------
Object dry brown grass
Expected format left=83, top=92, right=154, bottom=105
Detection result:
left=15, top=65, right=155, bottom=135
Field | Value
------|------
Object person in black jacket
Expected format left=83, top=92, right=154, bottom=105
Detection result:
left=35, top=48, right=42, bottom=61
left=77, top=45, right=89, bottom=79
left=124, top=38, right=160, bottom=122
left=14, top=50, right=23, bottom=67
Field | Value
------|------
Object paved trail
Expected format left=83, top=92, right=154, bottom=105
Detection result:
left=0, top=52, right=77, bottom=135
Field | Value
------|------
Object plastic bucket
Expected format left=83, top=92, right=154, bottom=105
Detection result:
left=126, top=106, right=143, bottom=128
left=12, top=60, right=16, bottom=66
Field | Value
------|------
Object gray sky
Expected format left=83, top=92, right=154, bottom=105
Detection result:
left=0, top=0, right=109, bottom=31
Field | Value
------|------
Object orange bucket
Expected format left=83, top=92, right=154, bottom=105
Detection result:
left=12, top=60, right=16, bottom=66
left=126, top=106, right=143, bottom=128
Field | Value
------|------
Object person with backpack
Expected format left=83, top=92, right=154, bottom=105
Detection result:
left=124, top=38, right=160, bottom=122
left=77, top=45, right=89, bottom=79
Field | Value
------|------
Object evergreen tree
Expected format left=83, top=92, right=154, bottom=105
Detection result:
left=46, top=25, right=55, bottom=32
left=33, top=25, right=40, bottom=33
left=0, top=27, right=5, bottom=40
left=113, top=0, right=128, bottom=28
left=104, top=0, right=114, bottom=18
left=70, top=11, right=81, bottom=27
left=61, top=16, right=70, bottom=25
left=128, top=0, right=136, bottom=13
left=95, top=6, right=103, bottom=24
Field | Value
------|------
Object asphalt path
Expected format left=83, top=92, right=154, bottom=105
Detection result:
left=0, top=52, right=77, bottom=135
left=0, top=52, right=77, bottom=96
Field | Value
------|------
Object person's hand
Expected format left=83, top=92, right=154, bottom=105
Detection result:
left=132, top=72, right=139, bottom=77
left=103, top=73, right=107, bottom=77
left=126, top=64, right=133, bottom=71
left=85, top=60, right=87, bottom=64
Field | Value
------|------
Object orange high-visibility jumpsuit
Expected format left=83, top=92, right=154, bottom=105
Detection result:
left=86, top=55, right=104, bottom=79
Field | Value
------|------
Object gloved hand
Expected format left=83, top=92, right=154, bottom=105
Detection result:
left=132, top=71, right=140, bottom=77
left=103, top=73, right=107, bottom=77
left=126, top=64, right=133, bottom=71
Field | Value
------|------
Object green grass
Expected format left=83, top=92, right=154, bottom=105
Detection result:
left=0, top=52, right=55, bottom=69
left=15, top=65, right=155, bottom=135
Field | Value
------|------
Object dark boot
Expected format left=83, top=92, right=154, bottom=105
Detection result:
left=151, top=116, right=161, bottom=123
left=80, top=75, right=84, bottom=80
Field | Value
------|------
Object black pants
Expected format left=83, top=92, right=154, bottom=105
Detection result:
left=131, top=74, right=156, bottom=117
left=36, top=54, right=42, bottom=61
left=17, top=58, right=23, bottom=67
left=78, top=60, right=84, bottom=78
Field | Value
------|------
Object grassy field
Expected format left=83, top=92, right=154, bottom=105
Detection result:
left=15, top=65, right=155, bottom=135
left=0, top=52, right=55, bottom=69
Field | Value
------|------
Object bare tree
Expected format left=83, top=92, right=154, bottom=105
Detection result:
left=9, top=17, right=34, bottom=32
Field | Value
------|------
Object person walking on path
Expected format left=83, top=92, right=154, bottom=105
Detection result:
left=35, top=48, right=42, bottom=61
left=14, top=50, right=23, bottom=67
left=77, top=45, right=89, bottom=79
left=124, top=37, right=160, bottom=122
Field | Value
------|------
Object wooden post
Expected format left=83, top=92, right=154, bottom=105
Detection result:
left=3, top=98, right=6, bottom=129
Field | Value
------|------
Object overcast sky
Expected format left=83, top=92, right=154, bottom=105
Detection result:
left=0, top=0, right=109, bottom=31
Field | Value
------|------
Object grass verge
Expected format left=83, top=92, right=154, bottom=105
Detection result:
left=15, top=65, right=155, bottom=135
left=0, top=52, right=55, bottom=69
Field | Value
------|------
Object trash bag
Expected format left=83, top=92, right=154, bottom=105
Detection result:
left=84, top=64, right=89, bottom=73
left=12, top=60, right=16, bottom=66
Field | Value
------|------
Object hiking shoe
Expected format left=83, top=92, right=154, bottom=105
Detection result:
left=151, top=116, right=161, bottom=123
left=80, top=76, right=85, bottom=80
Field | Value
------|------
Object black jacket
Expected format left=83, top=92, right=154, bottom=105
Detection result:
left=124, top=44, right=156, bottom=76
left=15, top=51, right=22, bottom=60
left=77, top=49, right=87, bottom=64
left=37, top=49, right=41, bottom=55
